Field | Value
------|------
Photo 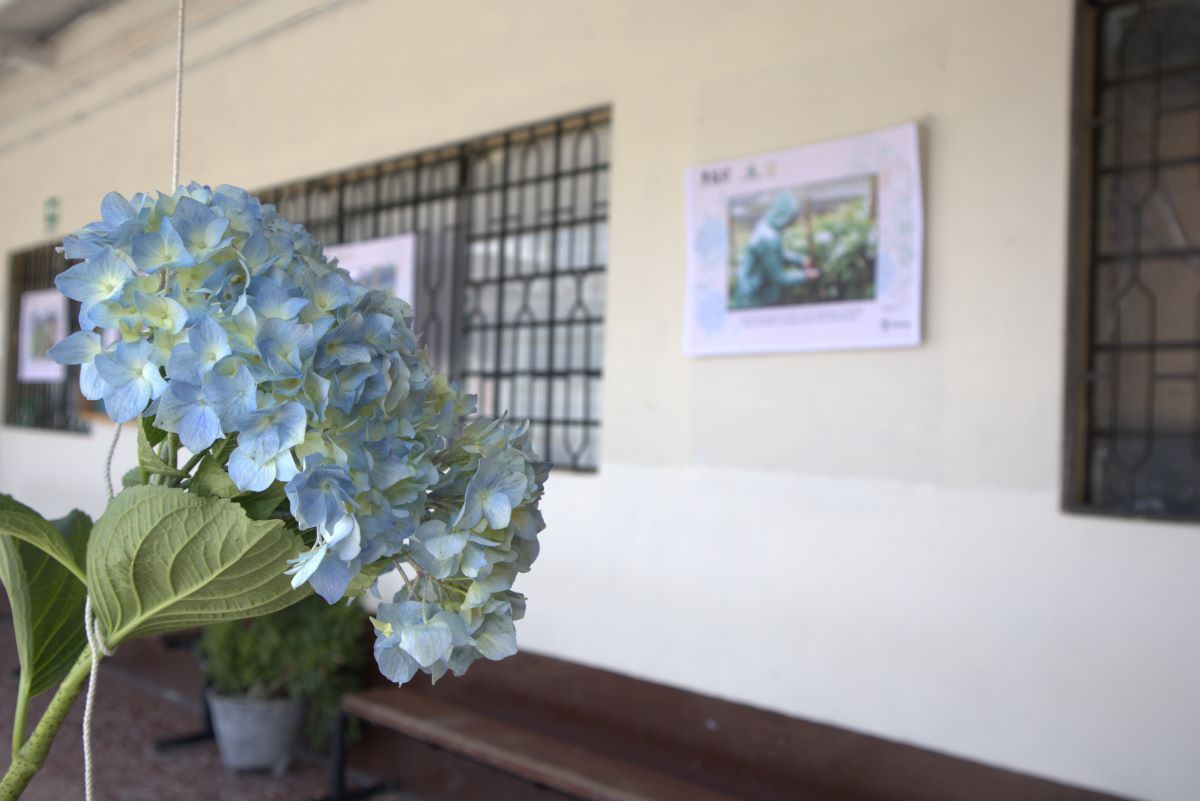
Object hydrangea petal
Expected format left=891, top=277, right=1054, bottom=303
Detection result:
left=46, top=331, right=101, bottom=365
left=400, top=621, right=454, bottom=668
left=103, top=379, right=151, bottom=423
left=472, top=616, right=518, bottom=661
left=227, top=447, right=276, bottom=492
left=79, top=362, right=106, bottom=401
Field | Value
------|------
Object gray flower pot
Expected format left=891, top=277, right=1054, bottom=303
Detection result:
left=207, top=690, right=303, bottom=775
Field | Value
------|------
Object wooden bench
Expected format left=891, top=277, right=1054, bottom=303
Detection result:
left=330, top=688, right=743, bottom=801
left=325, top=651, right=1131, bottom=801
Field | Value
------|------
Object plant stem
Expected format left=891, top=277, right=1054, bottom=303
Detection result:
left=178, top=449, right=205, bottom=476
left=0, top=648, right=93, bottom=801
left=169, top=449, right=208, bottom=488
left=9, top=680, right=27, bottom=761
left=165, top=434, right=179, bottom=470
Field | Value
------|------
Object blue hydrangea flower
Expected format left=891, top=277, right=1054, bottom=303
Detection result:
left=93, top=340, right=166, bottom=422
left=227, top=402, right=306, bottom=490
left=165, top=317, right=225, bottom=385
left=50, top=182, right=550, bottom=687
left=54, top=247, right=134, bottom=327
left=155, top=381, right=223, bottom=452
left=132, top=218, right=195, bottom=273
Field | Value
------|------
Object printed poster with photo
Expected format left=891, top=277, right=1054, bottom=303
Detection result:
left=684, top=122, right=923, bottom=356
left=324, top=232, right=417, bottom=305
left=17, top=289, right=67, bottom=383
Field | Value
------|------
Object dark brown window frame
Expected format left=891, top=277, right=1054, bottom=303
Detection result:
left=1063, top=0, right=1200, bottom=520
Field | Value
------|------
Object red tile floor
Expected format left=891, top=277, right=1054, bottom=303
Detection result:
left=0, top=617, right=389, bottom=801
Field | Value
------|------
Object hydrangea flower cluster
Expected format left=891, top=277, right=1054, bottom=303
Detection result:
left=48, top=183, right=548, bottom=684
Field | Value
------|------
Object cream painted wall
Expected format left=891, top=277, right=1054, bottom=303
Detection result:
left=0, top=2, right=1195, bottom=800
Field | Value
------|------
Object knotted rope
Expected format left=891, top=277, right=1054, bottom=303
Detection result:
left=81, top=597, right=113, bottom=800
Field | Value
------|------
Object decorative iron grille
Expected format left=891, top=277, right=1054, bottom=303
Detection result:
left=260, top=108, right=610, bottom=471
left=3, top=243, right=88, bottom=432
left=1065, top=0, right=1200, bottom=518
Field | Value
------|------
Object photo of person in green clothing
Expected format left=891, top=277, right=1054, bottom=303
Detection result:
left=727, top=175, right=878, bottom=310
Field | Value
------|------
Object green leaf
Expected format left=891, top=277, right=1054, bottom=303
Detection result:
left=121, top=467, right=148, bottom=488
left=137, top=419, right=187, bottom=479
left=0, top=497, right=90, bottom=755
left=344, top=559, right=391, bottom=599
left=142, top=415, right=167, bottom=447
left=87, top=485, right=310, bottom=644
left=0, top=496, right=86, bottom=583
left=28, top=511, right=90, bottom=695
left=235, top=482, right=287, bottom=521
left=51, top=510, right=92, bottom=570
left=191, top=457, right=238, bottom=499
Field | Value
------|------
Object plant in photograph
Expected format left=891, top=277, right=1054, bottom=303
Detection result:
left=0, top=183, right=548, bottom=799
left=728, top=180, right=878, bottom=309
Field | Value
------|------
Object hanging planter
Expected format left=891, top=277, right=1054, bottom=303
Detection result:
left=0, top=187, right=547, bottom=801
left=0, top=4, right=548, bottom=796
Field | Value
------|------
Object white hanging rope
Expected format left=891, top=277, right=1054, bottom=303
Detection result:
left=81, top=597, right=112, bottom=801
left=85, top=4, right=187, bottom=798
left=102, top=424, right=120, bottom=501
left=171, top=0, right=185, bottom=189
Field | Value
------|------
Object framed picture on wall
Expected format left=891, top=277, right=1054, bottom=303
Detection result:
left=684, top=122, right=924, bottom=356
left=324, top=233, right=417, bottom=305
left=16, top=288, right=67, bottom=383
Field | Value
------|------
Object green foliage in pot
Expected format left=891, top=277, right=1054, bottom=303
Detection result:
left=201, top=594, right=367, bottom=746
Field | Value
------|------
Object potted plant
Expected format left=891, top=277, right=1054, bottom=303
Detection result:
left=200, top=595, right=367, bottom=774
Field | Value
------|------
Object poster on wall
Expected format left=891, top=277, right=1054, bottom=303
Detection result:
left=683, top=122, right=923, bottom=356
left=17, top=289, right=67, bottom=383
left=324, top=232, right=417, bottom=305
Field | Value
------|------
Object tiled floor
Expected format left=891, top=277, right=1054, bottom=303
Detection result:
left=0, top=617, right=349, bottom=801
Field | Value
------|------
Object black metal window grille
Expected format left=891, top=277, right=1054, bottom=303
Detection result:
left=1065, top=0, right=1200, bottom=518
left=3, top=244, right=88, bottom=432
left=260, top=108, right=610, bottom=471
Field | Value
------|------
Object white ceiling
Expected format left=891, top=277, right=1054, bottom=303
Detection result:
left=0, top=0, right=111, bottom=73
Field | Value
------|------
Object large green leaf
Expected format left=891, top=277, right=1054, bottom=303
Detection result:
left=0, top=497, right=90, bottom=752
left=26, top=511, right=90, bottom=696
left=0, top=497, right=85, bottom=583
left=87, top=485, right=310, bottom=644
left=51, top=510, right=92, bottom=577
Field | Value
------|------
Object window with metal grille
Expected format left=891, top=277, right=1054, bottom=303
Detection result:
left=1065, top=1, right=1200, bottom=518
left=4, top=243, right=89, bottom=432
left=259, top=108, right=610, bottom=471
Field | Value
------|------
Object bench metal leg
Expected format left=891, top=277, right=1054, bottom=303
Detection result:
left=331, top=711, right=348, bottom=801
left=309, top=711, right=395, bottom=801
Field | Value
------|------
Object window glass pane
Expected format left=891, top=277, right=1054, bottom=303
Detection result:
left=1070, top=1, right=1200, bottom=516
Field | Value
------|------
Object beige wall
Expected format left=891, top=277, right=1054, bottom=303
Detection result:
left=1, top=2, right=1196, bottom=800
